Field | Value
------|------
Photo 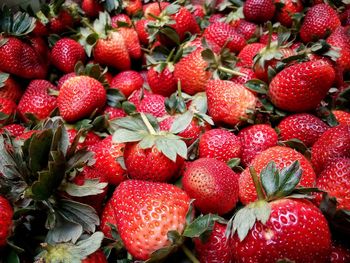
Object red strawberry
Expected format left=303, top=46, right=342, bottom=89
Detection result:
left=300, top=4, right=340, bottom=43
left=203, top=22, right=246, bottom=54
left=259, top=32, right=279, bottom=44
left=237, top=43, right=265, bottom=68
left=57, top=72, right=76, bottom=89
left=0, top=97, right=16, bottom=124
left=81, top=0, right=103, bottom=18
left=0, top=73, right=22, bottom=102
left=278, top=113, right=329, bottom=147
left=129, top=90, right=167, bottom=117
left=275, top=0, right=303, bottom=27
left=49, top=9, right=75, bottom=34
left=230, top=67, right=257, bottom=85
left=243, top=0, right=276, bottom=23
left=135, top=19, right=150, bottom=46
left=232, top=199, right=331, bottom=262
left=232, top=19, right=258, bottom=41
left=32, top=20, right=48, bottom=36
left=339, top=8, right=350, bottom=26
left=183, top=158, right=239, bottom=215
left=174, top=48, right=212, bottom=95
left=110, top=70, right=143, bottom=98
left=15, top=130, right=38, bottom=141
left=311, top=125, right=350, bottom=174
left=198, top=128, right=242, bottom=162
left=194, top=223, right=233, bottom=263
left=67, top=129, right=101, bottom=151
left=124, top=0, right=143, bottom=16
left=112, top=180, right=190, bottom=260
left=58, top=76, right=106, bottom=122
left=118, top=27, right=142, bottom=60
left=111, top=14, right=132, bottom=28
left=239, top=146, right=316, bottom=204
left=0, top=196, right=13, bottom=247
left=268, top=60, right=335, bottom=112
left=17, top=80, right=58, bottom=121
left=206, top=80, right=257, bottom=126
left=103, top=106, right=126, bottom=120
left=82, top=250, right=107, bottom=263
left=100, top=200, right=117, bottom=239
left=330, top=243, right=350, bottom=263
left=327, top=27, right=350, bottom=72
left=51, top=38, right=86, bottom=73
left=0, top=124, right=25, bottom=137
left=143, top=2, right=170, bottom=19
left=147, top=67, right=177, bottom=97
left=333, top=110, right=350, bottom=125
left=238, top=124, right=278, bottom=166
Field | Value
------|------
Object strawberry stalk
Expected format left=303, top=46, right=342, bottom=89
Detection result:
left=217, top=66, right=247, bottom=77
left=181, top=245, right=200, bottom=263
left=140, top=112, right=157, bottom=135
left=249, top=166, right=266, bottom=201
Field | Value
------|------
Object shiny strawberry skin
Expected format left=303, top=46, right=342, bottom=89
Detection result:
left=129, top=91, right=167, bottom=118
left=0, top=196, right=13, bottom=247
left=0, top=97, right=16, bottom=124
left=199, top=128, right=242, bottom=162
left=233, top=19, right=258, bottom=41
left=112, top=180, right=190, bottom=260
left=327, top=27, right=350, bottom=72
left=143, top=2, right=169, bottom=20
left=238, top=124, right=278, bottom=167
left=232, top=199, right=331, bottom=263
left=275, top=0, right=303, bottom=27
left=57, top=72, right=76, bottom=89
left=0, top=124, right=25, bottom=137
left=278, top=113, right=329, bottom=147
left=243, top=0, right=276, bottom=23
left=239, top=146, right=316, bottom=205
left=300, top=4, right=340, bottom=43
left=51, top=38, right=86, bottom=73
left=135, top=19, right=150, bottom=46
left=100, top=200, right=117, bottom=239
left=0, top=73, right=22, bottom=102
left=147, top=67, right=177, bottom=97
left=206, top=80, right=257, bottom=126
left=81, top=0, right=103, bottom=18
left=333, top=110, right=350, bottom=125
left=49, top=10, right=74, bottom=34
left=67, top=129, right=101, bottom=151
left=110, top=70, right=143, bottom=98
left=82, top=250, right=107, bottom=263
left=268, top=60, right=335, bottom=112
left=330, top=243, right=350, bottom=263
left=17, top=80, right=57, bottom=121
left=124, top=0, right=143, bottom=16
left=124, top=142, right=184, bottom=182
left=183, top=158, right=239, bottom=215
left=311, top=125, right=350, bottom=174
left=103, top=106, right=126, bottom=120
left=230, top=67, right=257, bottom=85
left=111, top=14, right=132, bottom=28
left=170, top=7, right=200, bottom=42
left=118, top=27, right=142, bottom=60
left=194, top=223, right=233, bottom=263
left=57, top=76, right=107, bottom=123
left=237, top=43, right=265, bottom=68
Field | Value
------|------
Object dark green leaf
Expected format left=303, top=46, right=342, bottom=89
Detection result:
left=183, top=214, right=226, bottom=239
left=227, top=158, right=241, bottom=168
left=66, top=149, right=95, bottom=172
left=160, top=27, right=180, bottom=45
left=274, top=161, right=302, bottom=198
left=261, top=161, right=279, bottom=197
left=170, top=111, right=194, bottom=134
left=245, top=79, right=268, bottom=94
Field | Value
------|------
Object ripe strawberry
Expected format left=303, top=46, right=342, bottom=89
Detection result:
left=111, top=14, right=132, bottom=28
left=67, top=129, right=101, bottom=150
left=49, top=9, right=75, bottom=34
left=15, top=130, right=38, bottom=141
left=278, top=113, right=329, bottom=147
left=333, top=110, right=350, bottom=125
left=17, top=80, right=57, bottom=121
left=0, top=97, right=16, bottom=124
left=0, top=73, right=22, bottom=102
left=51, top=38, right=86, bottom=73
left=327, top=27, right=350, bottom=72
left=300, top=4, right=340, bottom=43
left=243, top=0, right=276, bottom=23
left=143, top=2, right=170, bottom=19
left=192, top=4, right=206, bottom=18
left=117, top=27, right=142, bottom=60
left=147, top=67, right=177, bottom=97
left=330, top=243, right=350, bottom=263
left=0, top=196, right=13, bottom=247
left=81, top=0, right=103, bottom=18
left=110, top=70, right=143, bottom=98
left=32, top=20, right=48, bottom=36
left=135, top=19, right=150, bottom=46
left=268, top=60, right=335, bottom=112
left=128, top=90, right=167, bottom=117
left=311, top=125, right=350, bottom=174
left=238, top=124, right=278, bottom=167
left=82, top=250, right=107, bottom=263
left=57, top=72, right=76, bottom=89
left=237, top=43, right=265, bottom=67
left=194, top=223, right=233, bottom=263
left=230, top=67, right=257, bottom=85
left=103, top=106, right=126, bottom=120
left=100, top=200, right=117, bottom=239
left=232, top=19, right=258, bottom=41
left=124, top=0, right=143, bottom=16
left=198, top=128, right=242, bottom=162
left=275, top=0, right=303, bottom=27
left=231, top=199, right=331, bottom=262
left=174, top=48, right=212, bottom=95
left=239, top=146, right=316, bottom=204
left=206, top=80, right=257, bottom=126
left=259, top=32, right=279, bottom=44
left=339, top=8, right=350, bottom=26
left=203, top=22, right=246, bottom=54
left=0, top=124, right=25, bottom=137
left=183, top=158, right=239, bottom=215
left=112, top=180, right=190, bottom=260
left=57, top=76, right=107, bottom=123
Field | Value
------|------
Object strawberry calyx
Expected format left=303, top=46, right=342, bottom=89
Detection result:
left=0, top=6, right=36, bottom=37
left=0, top=72, right=10, bottom=88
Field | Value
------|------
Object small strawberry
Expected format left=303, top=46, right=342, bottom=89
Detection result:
left=243, top=0, right=276, bottom=23
left=327, top=26, right=350, bottom=72
left=143, top=2, right=170, bottom=19
left=300, top=4, right=340, bottom=43
left=278, top=113, right=329, bottom=147
left=333, top=110, right=350, bottom=125
left=268, top=60, right=335, bottom=112
left=237, top=43, right=265, bottom=68
left=0, top=196, right=13, bottom=247
left=238, top=124, right=278, bottom=167
left=183, top=158, right=239, bottom=215
left=147, top=67, right=177, bottom=97
left=103, top=106, right=126, bottom=120
left=206, top=80, right=257, bottom=127
left=230, top=67, right=257, bottom=85
left=17, top=80, right=58, bottom=121
left=311, top=125, right=350, bottom=174
left=0, top=72, right=22, bottom=102
left=135, top=19, right=150, bottom=46
left=82, top=250, right=107, bottom=263
left=110, top=70, right=144, bottom=98
left=66, top=129, right=101, bottom=151
left=51, top=38, right=86, bottom=73
left=57, top=76, right=107, bottom=123
left=0, top=124, right=25, bottom=137
left=275, top=0, right=303, bottom=27
left=124, top=0, right=143, bottom=16
left=112, top=180, right=190, bottom=260
left=0, top=98, right=16, bottom=125
left=81, top=0, right=103, bottom=18
left=198, top=128, right=242, bottom=162
left=232, top=19, right=258, bottom=41
left=128, top=90, right=167, bottom=118
left=111, top=14, right=132, bottom=28
left=49, top=9, right=75, bottom=34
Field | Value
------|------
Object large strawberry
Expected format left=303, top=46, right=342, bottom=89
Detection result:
left=268, top=60, right=335, bottom=112
left=183, top=158, right=239, bottom=215
left=243, top=0, right=276, bottom=23
left=206, top=80, right=257, bottom=126
left=117, top=27, right=142, bottom=60
left=0, top=196, right=13, bottom=247
left=110, top=70, right=144, bottom=98
left=0, top=72, right=22, bottom=102
left=112, top=180, right=191, bottom=260
left=57, top=76, right=106, bottom=123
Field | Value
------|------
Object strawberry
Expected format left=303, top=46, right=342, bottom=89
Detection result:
left=0, top=124, right=25, bottom=137
left=330, top=243, right=350, bottom=263
left=0, top=72, right=22, bottom=102
left=206, top=80, right=257, bottom=126
left=57, top=72, right=77, bottom=89
left=230, top=67, right=257, bottom=85
left=311, top=125, right=350, bottom=174
left=243, top=0, right=276, bottom=23
left=15, top=130, right=38, bottom=141
left=17, top=80, right=58, bottom=121
left=147, top=67, right=177, bottom=97
left=316, top=158, right=350, bottom=210
left=135, top=19, right=150, bottom=46
left=239, top=146, right=316, bottom=204
left=128, top=90, right=167, bottom=118
left=237, top=43, right=265, bottom=68
left=174, top=48, right=212, bottom=95
left=327, top=27, right=350, bottom=72
left=58, top=76, right=106, bottom=123
left=82, top=250, right=107, bottom=263
left=333, top=110, right=350, bottom=125
left=111, top=14, right=132, bottom=28
left=112, top=180, right=190, bottom=260
left=66, top=129, right=101, bottom=151
left=183, top=158, right=239, bottom=215
left=124, top=0, right=143, bottom=16
left=143, top=2, right=170, bottom=19
left=81, top=0, right=103, bottom=18
left=0, top=97, right=16, bottom=125
left=32, top=20, right=48, bottom=36
left=238, top=124, right=278, bottom=167
left=117, top=27, right=142, bottom=60
left=100, top=200, right=117, bottom=239
left=103, top=106, right=126, bottom=120
left=278, top=113, right=329, bottom=147
left=49, top=9, right=75, bottom=34
left=268, top=60, right=335, bottom=112
left=232, top=19, right=258, bottom=41
left=194, top=223, right=233, bottom=263
left=0, top=196, right=13, bottom=247
left=275, top=0, right=303, bottom=27
left=300, top=4, right=340, bottom=43
left=203, top=22, right=246, bottom=54
left=198, top=128, right=242, bottom=162
left=51, top=38, right=86, bottom=73
left=110, top=70, right=144, bottom=98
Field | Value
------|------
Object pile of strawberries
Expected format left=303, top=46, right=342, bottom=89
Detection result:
left=0, top=0, right=350, bottom=262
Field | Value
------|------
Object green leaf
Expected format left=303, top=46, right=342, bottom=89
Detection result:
left=4, top=250, right=20, bottom=263
left=261, top=161, right=279, bottom=197
left=185, top=200, right=195, bottom=225
left=164, top=4, right=181, bottom=15
left=107, top=88, right=126, bottom=108
left=28, top=130, right=52, bottom=176
left=160, top=27, right=180, bottom=45
left=274, top=161, right=302, bottom=198
left=201, top=49, right=216, bottom=63
left=138, top=135, right=156, bottom=149
left=66, top=149, right=95, bottom=172
left=113, top=116, right=148, bottom=131
left=72, top=232, right=104, bottom=258
left=63, top=180, right=108, bottom=197
left=227, top=158, right=241, bottom=168
left=245, top=79, right=268, bottom=94
left=170, top=111, right=194, bottom=134
left=156, top=137, right=178, bottom=162
left=122, top=101, right=137, bottom=115
left=0, top=72, right=9, bottom=88
left=112, top=128, right=146, bottom=143
left=278, top=139, right=309, bottom=155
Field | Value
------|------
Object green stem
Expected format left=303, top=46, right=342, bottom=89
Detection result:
left=140, top=112, right=157, bottom=135
left=249, top=166, right=265, bottom=201
left=181, top=245, right=200, bottom=263
left=266, top=22, right=273, bottom=50
left=81, top=18, right=96, bottom=33
left=218, top=66, right=247, bottom=77
left=166, top=48, right=176, bottom=63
